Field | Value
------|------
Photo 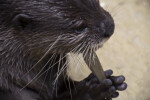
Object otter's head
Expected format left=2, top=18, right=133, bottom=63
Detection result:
left=0, top=0, right=114, bottom=59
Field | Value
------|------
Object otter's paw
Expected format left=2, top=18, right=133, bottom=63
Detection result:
left=82, top=70, right=127, bottom=100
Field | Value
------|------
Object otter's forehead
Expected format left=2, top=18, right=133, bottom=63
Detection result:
left=1, top=0, right=102, bottom=21
left=6, top=0, right=101, bottom=14
left=7, top=0, right=102, bottom=28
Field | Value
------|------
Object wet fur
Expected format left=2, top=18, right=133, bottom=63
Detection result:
left=0, top=0, right=126, bottom=100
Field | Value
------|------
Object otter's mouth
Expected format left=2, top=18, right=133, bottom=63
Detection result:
left=91, top=38, right=109, bottom=51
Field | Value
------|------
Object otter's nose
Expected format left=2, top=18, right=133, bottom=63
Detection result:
left=101, top=19, right=115, bottom=38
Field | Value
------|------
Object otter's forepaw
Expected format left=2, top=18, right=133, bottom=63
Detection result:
left=82, top=69, right=127, bottom=100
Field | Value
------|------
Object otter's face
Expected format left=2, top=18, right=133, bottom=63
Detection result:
left=2, top=0, right=114, bottom=56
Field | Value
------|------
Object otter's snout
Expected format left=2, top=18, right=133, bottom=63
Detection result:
left=101, top=19, right=115, bottom=38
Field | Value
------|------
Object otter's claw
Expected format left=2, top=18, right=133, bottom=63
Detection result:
left=81, top=69, right=127, bottom=100
left=103, top=70, right=127, bottom=98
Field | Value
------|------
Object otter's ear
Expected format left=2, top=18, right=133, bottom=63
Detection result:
left=12, top=14, right=32, bottom=30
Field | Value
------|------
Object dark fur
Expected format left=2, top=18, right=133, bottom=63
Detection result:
left=0, top=0, right=127, bottom=100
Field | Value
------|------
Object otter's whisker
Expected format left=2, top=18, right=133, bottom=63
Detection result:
left=34, top=54, right=68, bottom=85
left=75, top=42, right=86, bottom=53
left=83, top=43, right=90, bottom=59
left=75, top=53, right=86, bottom=74
left=20, top=53, right=57, bottom=91
left=39, top=53, right=56, bottom=94
left=53, top=55, right=73, bottom=96
left=68, top=76, right=73, bottom=99
left=22, top=35, right=62, bottom=79
left=53, top=60, right=68, bottom=85
left=105, top=0, right=112, bottom=12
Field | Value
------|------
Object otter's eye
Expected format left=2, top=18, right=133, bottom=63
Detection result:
left=75, top=26, right=87, bottom=34
left=12, top=14, right=32, bottom=30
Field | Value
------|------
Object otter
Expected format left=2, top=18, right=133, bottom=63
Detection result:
left=0, top=0, right=127, bottom=100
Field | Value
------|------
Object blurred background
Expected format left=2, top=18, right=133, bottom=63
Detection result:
left=67, top=0, right=150, bottom=100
